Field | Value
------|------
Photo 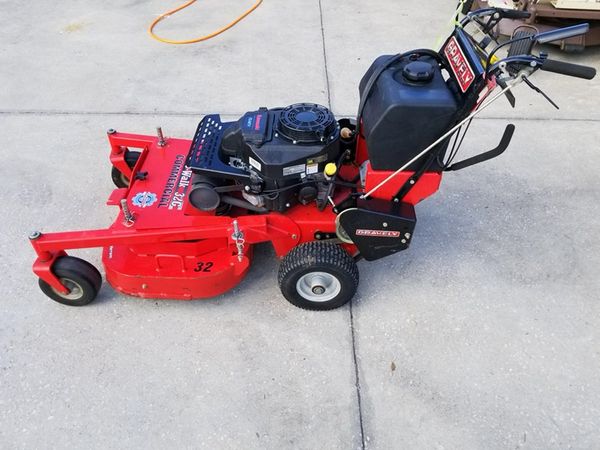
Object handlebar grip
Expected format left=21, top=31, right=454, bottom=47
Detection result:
left=541, top=59, right=596, bottom=80
left=461, top=0, right=475, bottom=15
left=501, top=9, right=532, bottom=20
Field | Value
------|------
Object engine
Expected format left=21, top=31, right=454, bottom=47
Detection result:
left=186, top=103, right=341, bottom=212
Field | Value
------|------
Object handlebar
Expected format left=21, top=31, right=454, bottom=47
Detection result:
left=541, top=59, right=597, bottom=80
left=500, top=9, right=531, bottom=20
left=536, top=23, right=589, bottom=44
left=457, top=7, right=597, bottom=84
left=464, top=7, right=531, bottom=22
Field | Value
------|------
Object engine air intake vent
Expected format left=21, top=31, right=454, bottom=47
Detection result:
left=278, top=103, right=337, bottom=144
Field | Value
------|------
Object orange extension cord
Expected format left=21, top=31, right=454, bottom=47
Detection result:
left=148, top=0, right=263, bottom=45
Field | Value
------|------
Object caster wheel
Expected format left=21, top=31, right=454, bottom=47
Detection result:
left=111, top=150, right=141, bottom=188
left=38, top=256, right=102, bottom=306
left=278, top=242, right=359, bottom=311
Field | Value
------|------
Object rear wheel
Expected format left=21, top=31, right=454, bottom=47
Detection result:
left=278, top=242, right=359, bottom=310
left=111, top=150, right=141, bottom=188
left=38, top=256, right=102, bottom=306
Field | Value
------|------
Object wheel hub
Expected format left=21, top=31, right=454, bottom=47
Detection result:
left=296, top=272, right=341, bottom=302
left=312, top=286, right=326, bottom=295
left=51, top=278, right=84, bottom=301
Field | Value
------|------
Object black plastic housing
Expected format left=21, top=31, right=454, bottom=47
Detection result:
left=221, top=106, right=340, bottom=180
left=359, top=54, right=460, bottom=171
left=187, top=105, right=341, bottom=212
left=339, top=199, right=417, bottom=261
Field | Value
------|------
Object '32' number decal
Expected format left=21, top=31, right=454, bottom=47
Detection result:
left=194, top=261, right=214, bottom=272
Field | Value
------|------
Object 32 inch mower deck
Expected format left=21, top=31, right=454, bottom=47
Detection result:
left=29, top=6, right=596, bottom=310
left=32, top=130, right=353, bottom=302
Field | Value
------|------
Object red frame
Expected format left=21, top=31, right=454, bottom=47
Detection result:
left=356, top=134, right=443, bottom=205
left=31, top=132, right=360, bottom=299
left=31, top=115, right=448, bottom=300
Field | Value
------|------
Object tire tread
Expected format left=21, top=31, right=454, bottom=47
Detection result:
left=278, top=242, right=359, bottom=310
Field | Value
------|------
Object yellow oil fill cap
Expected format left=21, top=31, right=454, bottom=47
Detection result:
left=324, top=163, right=337, bottom=177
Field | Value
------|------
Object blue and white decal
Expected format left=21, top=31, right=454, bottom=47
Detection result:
left=132, top=191, right=158, bottom=208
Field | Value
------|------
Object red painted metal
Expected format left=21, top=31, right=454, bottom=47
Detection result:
left=363, top=162, right=442, bottom=205
left=32, top=250, right=68, bottom=294
left=355, top=132, right=369, bottom=165
left=103, top=241, right=253, bottom=299
left=356, top=126, right=442, bottom=205
left=30, top=131, right=364, bottom=300
left=29, top=125, right=440, bottom=300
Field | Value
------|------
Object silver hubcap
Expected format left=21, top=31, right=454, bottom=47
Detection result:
left=52, top=278, right=84, bottom=300
left=296, top=272, right=341, bottom=302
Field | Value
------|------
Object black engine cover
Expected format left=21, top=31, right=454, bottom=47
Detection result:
left=187, top=104, right=341, bottom=212
left=221, top=103, right=340, bottom=180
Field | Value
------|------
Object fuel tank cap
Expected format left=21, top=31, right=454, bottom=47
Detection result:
left=402, top=61, right=435, bottom=83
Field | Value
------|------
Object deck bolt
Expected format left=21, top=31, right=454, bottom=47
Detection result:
left=28, top=231, right=42, bottom=240
left=292, top=234, right=298, bottom=240
left=157, top=126, right=166, bottom=147
left=393, top=198, right=399, bottom=203
left=315, top=234, right=321, bottom=239
left=404, top=233, right=411, bottom=239
left=383, top=222, right=388, bottom=228
left=107, top=128, right=116, bottom=135
left=142, top=283, right=148, bottom=289
left=120, top=199, right=135, bottom=226
left=409, top=180, right=415, bottom=185
left=401, top=239, right=407, bottom=244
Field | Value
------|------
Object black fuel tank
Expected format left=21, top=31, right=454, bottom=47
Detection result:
left=359, top=54, right=460, bottom=171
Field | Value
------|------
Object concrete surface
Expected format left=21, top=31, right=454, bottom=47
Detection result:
left=1, top=1, right=599, bottom=449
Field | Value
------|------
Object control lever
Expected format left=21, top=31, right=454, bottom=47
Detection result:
left=522, top=76, right=559, bottom=110
left=497, top=78, right=517, bottom=107
left=446, top=124, right=515, bottom=171
left=471, top=8, right=532, bottom=34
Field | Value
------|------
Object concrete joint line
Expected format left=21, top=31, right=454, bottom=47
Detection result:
left=318, top=0, right=332, bottom=110
left=349, top=302, right=366, bottom=450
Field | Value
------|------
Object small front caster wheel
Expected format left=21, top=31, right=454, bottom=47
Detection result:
left=111, top=150, right=141, bottom=188
left=278, top=242, right=359, bottom=310
left=38, top=256, right=102, bottom=306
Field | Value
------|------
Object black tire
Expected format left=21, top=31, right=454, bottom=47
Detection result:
left=278, top=242, right=359, bottom=311
left=111, top=150, right=141, bottom=188
left=38, top=256, right=102, bottom=306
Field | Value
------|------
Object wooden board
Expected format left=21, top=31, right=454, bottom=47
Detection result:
left=551, top=0, right=600, bottom=10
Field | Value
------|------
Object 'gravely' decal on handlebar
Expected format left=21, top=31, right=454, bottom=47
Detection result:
left=444, top=36, right=475, bottom=93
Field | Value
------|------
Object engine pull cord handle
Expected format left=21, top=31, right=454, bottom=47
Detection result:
left=361, top=81, right=517, bottom=200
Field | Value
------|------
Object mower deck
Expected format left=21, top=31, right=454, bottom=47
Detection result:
left=30, top=131, right=353, bottom=300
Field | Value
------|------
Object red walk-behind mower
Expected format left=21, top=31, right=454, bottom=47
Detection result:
left=29, top=7, right=596, bottom=310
